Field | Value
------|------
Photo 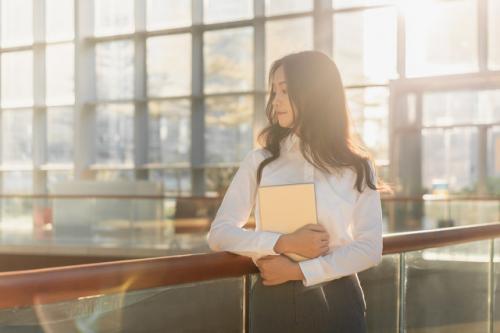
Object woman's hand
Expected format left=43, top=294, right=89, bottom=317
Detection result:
left=274, top=223, right=330, bottom=259
left=255, top=255, right=304, bottom=286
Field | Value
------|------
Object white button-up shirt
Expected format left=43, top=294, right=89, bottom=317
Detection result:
left=206, top=133, right=383, bottom=287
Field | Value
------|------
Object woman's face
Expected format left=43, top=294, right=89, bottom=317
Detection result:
left=271, top=65, right=295, bottom=128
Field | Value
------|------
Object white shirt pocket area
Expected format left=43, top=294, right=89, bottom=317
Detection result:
left=298, top=166, right=384, bottom=287
left=206, top=149, right=283, bottom=259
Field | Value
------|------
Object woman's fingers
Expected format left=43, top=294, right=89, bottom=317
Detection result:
left=306, top=224, right=326, bottom=232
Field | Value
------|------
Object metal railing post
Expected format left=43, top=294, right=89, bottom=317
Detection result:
left=488, top=238, right=495, bottom=333
left=243, top=274, right=252, bottom=333
left=397, top=252, right=406, bottom=333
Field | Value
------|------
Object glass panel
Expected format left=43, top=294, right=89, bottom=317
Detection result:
left=422, top=127, right=478, bottom=194
left=1, top=109, right=32, bottom=164
left=359, top=254, right=399, bottom=333
left=388, top=199, right=425, bottom=232
left=204, top=27, right=253, bottom=93
left=488, top=126, right=500, bottom=196
left=203, top=0, right=253, bottom=24
left=1, top=51, right=33, bottom=108
left=47, top=107, right=73, bottom=164
left=148, top=100, right=191, bottom=164
left=205, top=95, right=253, bottom=164
left=147, top=34, right=191, bottom=97
left=489, top=126, right=500, bottom=186
left=0, top=278, right=244, bottom=332
left=265, top=17, right=313, bottom=81
left=489, top=0, right=500, bottom=69
left=95, top=104, right=134, bottom=164
left=265, top=0, right=313, bottom=16
left=94, top=0, right=134, bottom=36
left=95, top=170, right=135, bottom=181
left=0, top=171, right=33, bottom=242
left=205, top=166, right=238, bottom=196
left=449, top=200, right=499, bottom=226
left=0, top=0, right=32, bottom=47
left=0, top=195, right=225, bottom=249
left=165, top=196, right=219, bottom=234
left=332, top=0, right=396, bottom=9
left=146, top=0, right=191, bottom=30
left=0, top=199, right=33, bottom=243
left=346, top=87, right=389, bottom=162
left=404, top=240, right=490, bottom=332
left=96, top=40, right=134, bottom=100
left=46, top=0, right=74, bottom=42
left=405, top=0, right=477, bottom=77
left=333, top=7, right=397, bottom=85
left=46, top=170, right=73, bottom=191
left=46, top=43, right=75, bottom=105
left=149, top=169, right=192, bottom=195
left=423, top=199, right=500, bottom=229
left=423, top=89, right=500, bottom=127
left=1, top=171, right=32, bottom=193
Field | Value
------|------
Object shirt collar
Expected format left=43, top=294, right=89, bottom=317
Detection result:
left=282, top=132, right=300, bottom=153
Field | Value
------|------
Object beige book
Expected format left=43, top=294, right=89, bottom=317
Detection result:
left=257, top=182, right=317, bottom=262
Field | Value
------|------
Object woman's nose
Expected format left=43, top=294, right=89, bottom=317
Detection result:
left=272, top=95, right=281, bottom=108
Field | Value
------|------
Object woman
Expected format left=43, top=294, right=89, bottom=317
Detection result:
left=207, top=50, right=391, bottom=332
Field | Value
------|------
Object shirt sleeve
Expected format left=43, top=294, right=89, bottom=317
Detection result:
left=206, top=149, right=283, bottom=258
left=298, top=165, right=384, bottom=287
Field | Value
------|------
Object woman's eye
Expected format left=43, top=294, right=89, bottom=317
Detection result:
left=282, top=89, right=287, bottom=94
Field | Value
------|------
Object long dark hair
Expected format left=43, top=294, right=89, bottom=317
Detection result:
left=256, top=50, right=392, bottom=194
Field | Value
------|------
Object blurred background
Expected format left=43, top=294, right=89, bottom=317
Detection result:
left=0, top=0, right=498, bottom=268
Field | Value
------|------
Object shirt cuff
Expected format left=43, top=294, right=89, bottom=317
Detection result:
left=251, top=231, right=282, bottom=267
left=298, top=257, right=326, bottom=287
left=258, top=231, right=283, bottom=256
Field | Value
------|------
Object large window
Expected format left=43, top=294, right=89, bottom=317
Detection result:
left=205, top=95, right=254, bottom=164
left=1, top=109, right=32, bottom=165
left=0, top=0, right=497, bottom=199
left=265, top=17, right=313, bottom=77
left=147, top=34, right=192, bottom=97
left=333, top=7, right=397, bottom=86
left=204, top=27, right=254, bottom=94
left=148, top=100, right=191, bottom=165
left=0, top=0, right=32, bottom=47
left=420, top=90, right=500, bottom=194
left=95, top=104, right=134, bottom=165
left=95, top=40, right=134, bottom=101
left=404, top=0, right=478, bottom=77
left=1, top=51, right=33, bottom=108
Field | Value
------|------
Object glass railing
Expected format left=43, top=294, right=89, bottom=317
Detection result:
left=383, top=196, right=500, bottom=233
left=1, top=223, right=500, bottom=332
left=0, top=195, right=498, bottom=258
left=0, top=195, right=220, bottom=258
left=0, top=277, right=245, bottom=332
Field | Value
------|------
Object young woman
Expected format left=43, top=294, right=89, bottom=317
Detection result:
left=207, top=50, right=391, bottom=332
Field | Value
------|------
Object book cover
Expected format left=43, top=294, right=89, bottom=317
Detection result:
left=257, top=182, right=317, bottom=262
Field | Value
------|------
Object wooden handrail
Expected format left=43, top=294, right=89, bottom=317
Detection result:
left=382, top=222, right=500, bottom=254
left=0, top=252, right=257, bottom=309
left=0, top=221, right=499, bottom=309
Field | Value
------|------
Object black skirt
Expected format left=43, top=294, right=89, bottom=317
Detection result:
left=249, top=273, right=367, bottom=333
